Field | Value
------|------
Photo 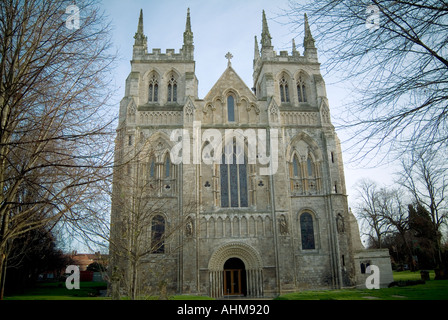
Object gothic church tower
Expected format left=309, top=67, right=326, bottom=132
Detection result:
left=110, top=9, right=393, bottom=299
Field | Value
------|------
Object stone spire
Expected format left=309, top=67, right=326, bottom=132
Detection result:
left=303, top=13, right=315, bottom=49
left=303, top=13, right=317, bottom=61
left=133, top=9, right=148, bottom=58
left=183, top=8, right=193, bottom=46
left=254, top=35, right=260, bottom=60
left=261, top=10, right=272, bottom=48
left=182, top=8, right=194, bottom=60
left=134, top=9, right=147, bottom=47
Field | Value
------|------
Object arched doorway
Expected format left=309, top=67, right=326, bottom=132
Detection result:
left=223, top=258, right=247, bottom=296
left=208, top=242, right=263, bottom=298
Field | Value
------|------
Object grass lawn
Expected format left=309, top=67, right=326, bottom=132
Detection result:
left=5, top=271, right=448, bottom=300
left=276, top=271, right=448, bottom=300
left=4, top=281, right=214, bottom=300
left=4, top=281, right=108, bottom=300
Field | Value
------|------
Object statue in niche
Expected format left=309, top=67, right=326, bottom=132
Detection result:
left=279, top=215, right=288, bottom=235
left=336, top=214, right=345, bottom=233
left=185, top=217, right=194, bottom=237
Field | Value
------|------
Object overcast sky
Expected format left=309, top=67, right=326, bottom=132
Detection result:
left=99, top=0, right=397, bottom=211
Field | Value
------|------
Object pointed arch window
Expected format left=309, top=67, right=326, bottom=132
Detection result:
left=279, top=76, right=290, bottom=103
left=227, top=95, right=235, bottom=122
left=297, top=74, right=307, bottom=103
left=292, top=155, right=299, bottom=177
left=300, top=212, right=315, bottom=250
left=307, top=157, right=313, bottom=177
left=148, top=74, right=159, bottom=103
left=150, top=215, right=165, bottom=254
left=165, top=154, right=171, bottom=178
left=290, top=154, right=302, bottom=194
left=149, top=158, right=156, bottom=179
left=167, top=74, right=177, bottom=102
left=220, top=141, right=248, bottom=208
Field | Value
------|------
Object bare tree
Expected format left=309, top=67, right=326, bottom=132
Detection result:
left=354, top=179, right=391, bottom=248
left=354, top=179, right=420, bottom=268
left=285, top=0, right=448, bottom=162
left=77, top=139, right=199, bottom=300
left=109, top=146, right=198, bottom=300
left=376, top=187, right=417, bottom=270
left=0, top=0, right=116, bottom=299
left=398, top=148, right=447, bottom=270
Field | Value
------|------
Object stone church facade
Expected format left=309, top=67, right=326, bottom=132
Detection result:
left=110, top=9, right=393, bottom=298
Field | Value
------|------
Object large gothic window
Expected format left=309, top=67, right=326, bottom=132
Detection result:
left=220, top=142, right=248, bottom=208
left=227, top=95, right=235, bottom=122
left=167, top=74, right=177, bottom=103
left=279, top=76, right=290, bottom=103
left=150, top=215, right=165, bottom=254
left=297, top=74, right=307, bottom=103
left=300, top=212, right=315, bottom=250
left=148, top=74, right=159, bottom=103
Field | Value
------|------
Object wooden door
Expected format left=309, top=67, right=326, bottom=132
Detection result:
left=223, top=269, right=242, bottom=296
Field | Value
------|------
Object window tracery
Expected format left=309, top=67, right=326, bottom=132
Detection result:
left=167, top=74, right=177, bottom=102
left=220, top=141, right=248, bottom=208
left=279, top=76, right=290, bottom=103
left=148, top=73, right=159, bottom=103
left=297, top=74, right=307, bottom=103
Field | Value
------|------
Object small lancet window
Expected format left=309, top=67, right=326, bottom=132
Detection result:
left=227, top=95, right=235, bottom=122
left=307, top=157, right=313, bottom=177
left=149, top=159, right=156, bottom=178
left=279, top=76, right=290, bottom=103
left=292, top=155, right=299, bottom=177
left=165, top=155, right=171, bottom=178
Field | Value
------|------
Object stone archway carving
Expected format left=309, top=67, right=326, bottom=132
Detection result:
left=208, top=242, right=263, bottom=298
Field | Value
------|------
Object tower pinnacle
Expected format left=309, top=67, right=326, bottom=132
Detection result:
left=183, top=8, right=194, bottom=46
left=261, top=10, right=272, bottom=48
left=137, top=9, right=144, bottom=34
left=182, top=8, right=194, bottom=60
left=134, top=9, right=147, bottom=47
left=254, top=35, right=260, bottom=60
left=303, top=13, right=315, bottom=49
